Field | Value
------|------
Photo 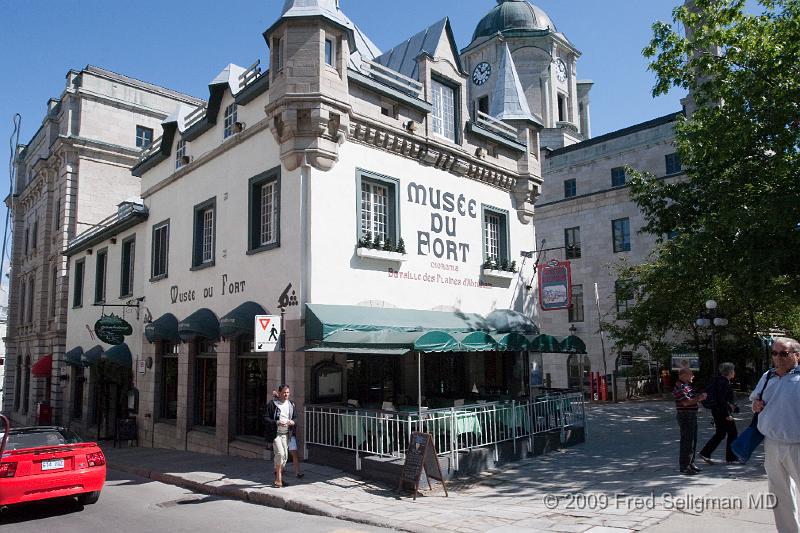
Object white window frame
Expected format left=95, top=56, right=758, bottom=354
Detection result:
left=431, top=78, right=456, bottom=142
left=176, top=140, right=187, bottom=169
left=361, top=180, right=389, bottom=244
left=223, top=103, right=237, bottom=139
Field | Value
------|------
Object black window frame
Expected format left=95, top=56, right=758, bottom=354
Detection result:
left=612, top=217, right=631, bottom=253
left=159, top=342, right=179, bottom=420
left=564, top=178, right=577, bottom=198
left=611, top=167, right=626, bottom=187
left=193, top=340, right=217, bottom=428
left=568, top=283, right=584, bottom=322
left=72, top=258, right=85, bottom=308
left=482, top=204, right=510, bottom=263
left=564, top=226, right=581, bottom=259
left=135, top=125, right=154, bottom=148
left=615, top=279, right=635, bottom=319
left=31, top=218, right=38, bottom=250
left=357, top=169, right=400, bottom=246
left=191, top=197, right=216, bottom=270
left=50, top=264, right=58, bottom=318
left=150, top=219, right=170, bottom=281
left=247, top=167, right=281, bottom=255
left=665, top=152, right=682, bottom=175
left=94, top=247, right=108, bottom=304
left=120, top=235, right=136, bottom=298
left=26, top=277, right=35, bottom=324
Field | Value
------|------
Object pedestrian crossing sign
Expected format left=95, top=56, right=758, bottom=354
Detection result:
left=254, top=315, right=281, bottom=352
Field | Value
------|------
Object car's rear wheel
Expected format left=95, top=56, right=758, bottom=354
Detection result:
left=77, top=491, right=101, bottom=505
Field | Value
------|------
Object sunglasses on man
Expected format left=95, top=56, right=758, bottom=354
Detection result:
left=771, top=350, right=798, bottom=357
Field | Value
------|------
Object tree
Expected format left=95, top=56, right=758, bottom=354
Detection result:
left=609, top=0, right=800, bottom=366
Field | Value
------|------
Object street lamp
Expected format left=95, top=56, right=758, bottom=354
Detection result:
left=696, top=299, right=728, bottom=373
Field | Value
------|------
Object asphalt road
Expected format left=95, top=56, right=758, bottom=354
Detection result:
left=0, top=468, right=396, bottom=532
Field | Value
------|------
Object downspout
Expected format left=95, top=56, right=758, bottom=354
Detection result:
left=300, top=156, right=312, bottom=319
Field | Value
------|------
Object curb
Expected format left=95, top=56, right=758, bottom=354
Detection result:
left=110, top=461, right=416, bottom=532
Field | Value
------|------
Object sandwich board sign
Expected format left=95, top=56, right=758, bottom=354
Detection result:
left=255, top=315, right=281, bottom=352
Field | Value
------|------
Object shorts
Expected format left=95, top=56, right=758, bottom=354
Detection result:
left=288, top=435, right=297, bottom=452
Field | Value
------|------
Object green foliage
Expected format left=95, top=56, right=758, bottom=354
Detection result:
left=396, top=238, right=406, bottom=254
left=613, top=0, right=800, bottom=364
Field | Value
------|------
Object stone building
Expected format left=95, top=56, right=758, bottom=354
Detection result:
left=3, top=66, right=203, bottom=424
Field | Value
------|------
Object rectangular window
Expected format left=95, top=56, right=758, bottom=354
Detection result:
left=151, top=220, right=169, bottom=280
left=120, top=236, right=135, bottom=297
left=564, top=226, right=581, bottom=259
left=50, top=265, right=58, bottom=318
left=273, top=36, right=283, bottom=72
left=160, top=342, right=179, bottom=420
left=431, top=78, right=456, bottom=142
left=615, top=280, right=635, bottom=318
left=248, top=169, right=281, bottom=253
left=325, top=38, right=334, bottom=66
left=26, top=277, right=35, bottom=324
left=31, top=218, right=38, bottom=250
left=19, top=281, right=26, bottom=325
left=358, top=172, right=398, bottom=247
left=194, top=341, right=217, bottom=427
left=236, top=338, right=269, bottom=437
left=569, top=284, right=584, bottom=322
left=557, top=94, right=566, bottom=122
left=94, top=248, right=107, bottom=303
left=611, top=167, right=626, bottom=187
left=482, top=206, right=509, bottom=263
left=665, top=152, right=682, bottom=174
left=73, top=259, right=84, bottom=308
left=24, top=227, right=29, bottom=255
left=564, top=178, right=576, bottom=198
left=223, top=103, right=238, bottom=139
left=192, top=199, right=216, bottom=268
left=477, top=96, right=489, bottom=115
left=612, top=218, right=631, bottom=252
left=135, top=125, right=154, bottom=148
left=54, top=199, right=61, bottom=230
left=175, top=140, right=187, bottom=169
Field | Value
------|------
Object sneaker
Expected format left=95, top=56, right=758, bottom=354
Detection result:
left=699, top=454, right=715, bottom=465
left=689, top=464, right=703, bottom=473
left=680, top=468, right=697, bottom=475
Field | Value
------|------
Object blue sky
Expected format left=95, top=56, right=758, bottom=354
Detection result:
left=0, top=0, right=687, bottom=268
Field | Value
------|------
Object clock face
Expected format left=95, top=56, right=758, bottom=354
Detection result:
left=556, top=59, right=567, bottom=82
left=472, top=62, right=491, bottom=85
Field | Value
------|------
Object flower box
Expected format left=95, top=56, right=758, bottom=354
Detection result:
left=356, top=247, right=407, bottom=262
left=481, top=268, right=516, bottom=281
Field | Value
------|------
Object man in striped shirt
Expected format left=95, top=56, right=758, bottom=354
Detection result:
left=673, top=367, right=707, bottom=475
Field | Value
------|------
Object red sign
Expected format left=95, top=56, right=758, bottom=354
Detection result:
left=537, top=260, right=572, bottom=311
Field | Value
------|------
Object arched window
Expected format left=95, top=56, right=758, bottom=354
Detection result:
left=567, top=353, right=591, bottom=392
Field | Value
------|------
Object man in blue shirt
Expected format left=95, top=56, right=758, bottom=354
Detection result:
left=751, top=337, right=800, bottom=532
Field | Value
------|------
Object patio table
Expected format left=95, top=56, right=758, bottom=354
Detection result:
left=337, top=412, right=368, bottom=447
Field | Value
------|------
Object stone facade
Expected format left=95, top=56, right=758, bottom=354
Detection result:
left=3, top=66, right=204, bottom=424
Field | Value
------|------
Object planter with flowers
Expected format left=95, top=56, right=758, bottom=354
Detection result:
left=481, top=256, right=517, bottom=282
left=356, top=232, right=408, bottom=263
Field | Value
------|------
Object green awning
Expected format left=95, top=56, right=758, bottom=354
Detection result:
left=559, top=335, right=587, bottom=354
left=178, top=308, right=220, bottom=342
left=304, top=346, right=410, bottom=355
left=485, top=309, right=539, bottom=335
left=492, top=332, right=530, bottom=351
left=455, top=331, right=499, bottom=351
left=64, top=347, right=84, bottom=367
left=220, top=301, right=267, bottom=339
left=81, top=345, right=104, bottom=367
left=145, top=313, right=180, bottom=343
left=304, top=329, right=460, bottom=354
left=527, top=334, right=562, bottom=353
left=102, top=343, right=132, bottom=368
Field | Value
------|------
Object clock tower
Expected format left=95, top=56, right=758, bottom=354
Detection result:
left=461, top=0, right=592, bottom=150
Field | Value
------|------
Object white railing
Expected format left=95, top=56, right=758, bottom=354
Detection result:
left=361, top=59, right=424, bottom=99
left=138, top=135, right=162, bottom=161
left=183, top=104, right=207, bottom=130
left=238, top=59, right=262, bottom=90
left=476, top=110, right=518, bottom=138
left=303, top=392, right=585, bottom=471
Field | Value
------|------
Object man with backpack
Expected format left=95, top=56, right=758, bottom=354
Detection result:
left=698, top=362, right=739, bottom=464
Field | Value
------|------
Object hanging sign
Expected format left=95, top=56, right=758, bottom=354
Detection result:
left=254, top=315, right=281, bottom=352
left=537, top=260, right=572, bottom=311
left=94, top=314, right=133, bottom=345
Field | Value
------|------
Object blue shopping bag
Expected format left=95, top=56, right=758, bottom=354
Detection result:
left=731, top=414, right=763, bottom=464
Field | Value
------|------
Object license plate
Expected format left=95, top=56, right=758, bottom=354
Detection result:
left=41, top=459, right=64, bottom=471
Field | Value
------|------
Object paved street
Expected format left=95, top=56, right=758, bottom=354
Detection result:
left=59, top=400, right=779, bottom=532
left=0, top=468, right=393, bottom=532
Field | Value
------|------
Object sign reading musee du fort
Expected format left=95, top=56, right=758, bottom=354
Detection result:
left=407, top=182, right=477, bottom=263
left=94, top=314, right=133, bottom=345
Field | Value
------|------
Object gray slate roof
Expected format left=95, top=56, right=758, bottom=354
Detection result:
left=489, top=44, right=539, bottom=124
left=373, top=18, right=458, bottom=81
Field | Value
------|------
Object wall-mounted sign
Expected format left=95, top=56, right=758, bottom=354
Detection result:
left=94, top=314, right=133, bottom=345
left=537, top=260, right=572, bottom=311
left=255, top=315, right=281, bottom=352
left=671, top=353, right=700, bottom=371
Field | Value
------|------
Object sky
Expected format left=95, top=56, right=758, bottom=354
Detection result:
left=0, top=0, right=689, bottom=271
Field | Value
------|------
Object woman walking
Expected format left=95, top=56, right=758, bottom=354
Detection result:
left=699, top=362, right=739, bottom=464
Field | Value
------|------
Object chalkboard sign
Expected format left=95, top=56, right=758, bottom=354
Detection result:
left=115, top=417, right=138, bottom=447
left=398, top=432, right=448, bottom=499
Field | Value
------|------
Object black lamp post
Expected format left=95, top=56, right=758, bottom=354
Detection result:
left=696, top=299, right=728, bottom=373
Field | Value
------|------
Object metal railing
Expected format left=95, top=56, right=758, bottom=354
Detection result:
left=361, top=59, right=424, bottom=99
left=303, top=392, right=585, bottom=470
left=238, top=59, right=262, bottom=90
left=476, top=110, right=518, bottom=138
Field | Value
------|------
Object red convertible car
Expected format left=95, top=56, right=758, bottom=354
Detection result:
left=0, top=420, right=106, bottom=507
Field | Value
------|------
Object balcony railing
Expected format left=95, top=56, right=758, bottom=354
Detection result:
left=138, top=135, right=162, bottom=161
left=304, top=392, right=585, bottom=471
left=67, top=203, right=147, bottom=251
left=361, top=59, right=424, bottom=99
left=238, top=59, right=262, bottom=90
left=476, top=110, right=518, bottom=139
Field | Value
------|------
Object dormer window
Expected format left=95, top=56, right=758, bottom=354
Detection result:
left=223, top=103, right=238, bottom=139
left=431, top=78, right=457, bottom=142
left=176, top=140, right=187, bottom=169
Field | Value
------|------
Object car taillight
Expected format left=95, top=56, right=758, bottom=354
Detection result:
left=0, top=462, right=17, bottom=478
left=86, top=451, right=106, bottom=467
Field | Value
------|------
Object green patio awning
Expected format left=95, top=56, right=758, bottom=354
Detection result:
left=102, top=343, right=132, bottom=368
left=303, top=345, right=410, bottom=355
left=81, top=345, right=104, bottom=367
left=527, top=334, right=562, bottom=353
left=304, top=328, right=460, bottom=354
left=64, top=347, right=84, bottom=367
left=485, top=309, right=540, bottom=335
left=178, top=308, right=220, bottom=342
left=559, top=335, right=587, bottom=354
left=145, top=313, right=180, bottom=343
left=454, top=331, right=499, bottom=351
left=492, top=332, right=530, bottom=351
left=219, top=301, right=267, bottom=339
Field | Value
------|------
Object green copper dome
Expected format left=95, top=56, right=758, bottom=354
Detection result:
left=472, top=0, right=556, bottom=42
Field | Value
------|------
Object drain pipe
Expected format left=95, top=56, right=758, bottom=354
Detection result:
left=300, top=155, right=312, bottom=318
